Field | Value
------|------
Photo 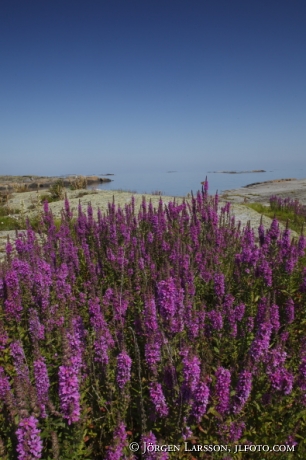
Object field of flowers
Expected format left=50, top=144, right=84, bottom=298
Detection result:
left=1, top=182, right=306, bottom=459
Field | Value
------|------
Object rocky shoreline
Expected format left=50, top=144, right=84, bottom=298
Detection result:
left=0, top=175, right=112, bottom=192
left=221, top=177, right=306, bottom=205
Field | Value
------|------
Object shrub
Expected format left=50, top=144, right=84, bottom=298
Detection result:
left=49, top=179, right=65, bottom=200
left=70, top=176, right=88, bottom=190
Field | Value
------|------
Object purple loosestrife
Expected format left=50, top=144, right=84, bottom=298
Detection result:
left=33, top=260, right=52, bottom=311
left=246, top=316, right=254, bottom=333
left=270, top=303, right=280, bottom=332
left=16, top=416, right=43, bottom=460
left=28, top=309, right=45, bottom=342
left=258, top=220, right=265, bottom=246
left=116, top=351, right=132, bottom=389
left=58, top=320, right=83, bottom=424
left=232, top=371, right=252, bottom=414
left=257, top=260, right=272, bottom=286
left=279, top=227, right=291, bottom=255
left=157, top=278, right=184, bottom=333
left=33, top=358, right=50, bottom=418
left=215, top=367, right=231, bottom=415
left=228, top=421, right=246, bottom=442
left=268, top=368, right=294, bottom=395
left=249, top=322, right=272, bottom=364
left=182, top=418, right=193, bottom=441
left=235, top=303, right=245, bottom=322
left=191, top=380, right=210, bottom=422
left=141, top=432, right=164, bottom=460
left=0, top=366, right=11, bottom=400
left=105, top=421, right=128, bottom=460
left=214, top=273, right=225, bottom=297
left=58, top=364, right=80, bottom=424
left=4, top=268, right=22, bottom=321
left=55, top=263, right=71, bottom=302
left=207, top=310, right=223, bottom=331
left=143, top=298, right=159, bottom=333
left=89, top=298, right=114, bottom=365
left=269, top=218, right=280, bottom=240
left=10, top=342, right=30, bottom=382
left=113, top=294, right=128, bottom=323
left=145, top=340, right=161, bottom=373
left=266, top=347, right=287, bottom=370
left=182, top=353, right=201, bottom=398
left=298, top=234, right=306, bottom=257
left=285, top=252, right=297, bottom=274
left=149, top=382, right=169, bottom=417
left=0, top=327, right=8, bottom=351
left=157, top=278, right=176, bottom=320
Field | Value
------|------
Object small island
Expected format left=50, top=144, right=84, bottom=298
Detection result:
left=208, top=169, right=266, bottom=174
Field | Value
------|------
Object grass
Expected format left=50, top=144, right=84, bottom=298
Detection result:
left=245, top=202, right=306, bottom=234
left=0, top=216, right=22, bottom=231
left=39, top=193, right=61, bottom=203
left=0, top=206, right=22, bottom=230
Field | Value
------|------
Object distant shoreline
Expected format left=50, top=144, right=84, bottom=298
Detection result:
left=0, top=175, right=112, bottom=192
left=208, top=169, right=266, bottom=174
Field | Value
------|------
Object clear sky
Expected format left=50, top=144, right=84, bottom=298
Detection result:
left=1, top=0, right=305, bottom=176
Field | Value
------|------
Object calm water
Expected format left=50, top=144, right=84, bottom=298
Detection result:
left=89, top=167, right=306, bottom=197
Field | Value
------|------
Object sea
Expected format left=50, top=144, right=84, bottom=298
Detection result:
left=86, top=167, right=306, bottom=197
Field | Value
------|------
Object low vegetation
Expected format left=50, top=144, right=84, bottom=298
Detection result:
left=245, top=196, right=306, bottom=234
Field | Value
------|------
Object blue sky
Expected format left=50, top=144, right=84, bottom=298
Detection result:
left=1, top=0, right=305, bottom=176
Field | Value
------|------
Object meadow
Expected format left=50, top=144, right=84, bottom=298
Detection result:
left=0, top=181, right=306, bottom=459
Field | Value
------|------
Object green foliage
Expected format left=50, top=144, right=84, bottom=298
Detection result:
left=245, top=202, right=306, bottom=234
left=0, top=215, right=22, bottom=230
left=39, top=193, right=61, bottom=203
left=49, top=179, right=65, bottom=200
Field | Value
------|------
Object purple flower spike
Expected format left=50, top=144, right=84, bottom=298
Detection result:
left=191, top=380, right=210, bottom=422
left=229, top=421, right=246, bottom=442
left=141, top=432, right=159, bottom=460
left=269, top=368, right=294, bottom=395
left=16, top=416, right=43, bottom=460
left=33, top=358, right=50, bottom=418
left=0, top=366, right=11, bottom=400
left=269, top=218, right=280, bottom=240
left=249, top=322, right=272, bottom=364
left=215, top=367, right=231, bottom=415
left=232, top=371, right=252, bottom=414
left=58, top=365, right=80, bottom=424
left=149, top=382, right=169, bottom=417
left=116, top=351, right=132, bottom=389
left=157, top=278, right=177, bottom=320
left=214, top=273, right=225, bottom=297
left=182, top=353, right=201, bottom=397
left=10, top=341, right=30, bottom=382
left=105, top=421, right=128, bottom=460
